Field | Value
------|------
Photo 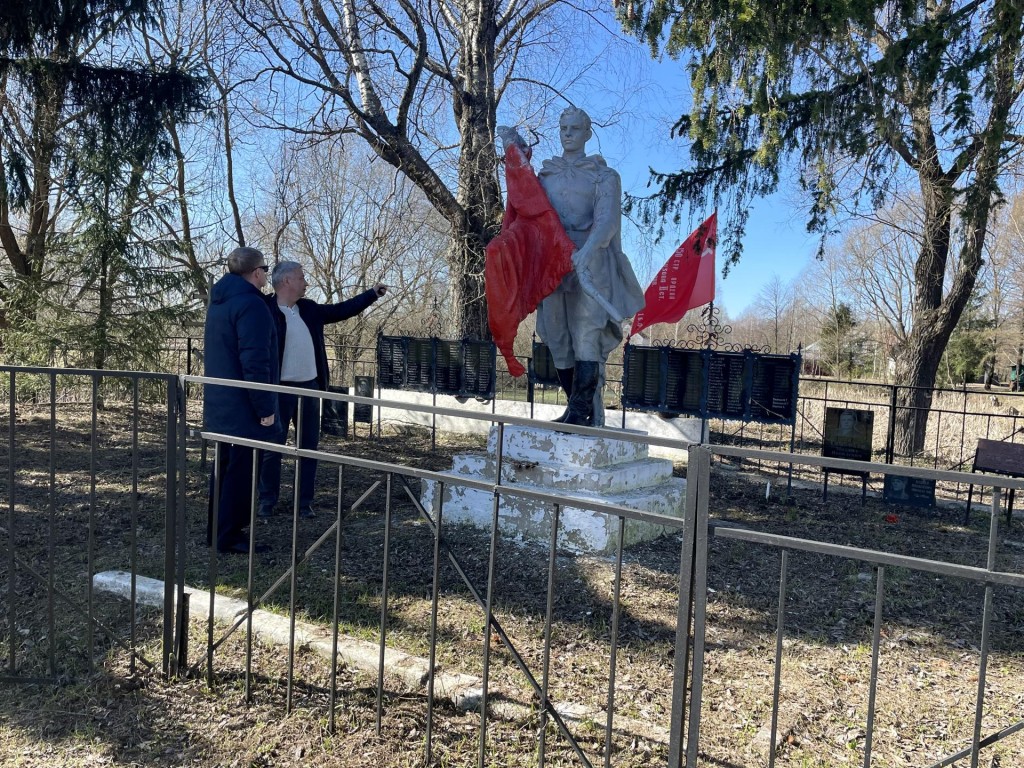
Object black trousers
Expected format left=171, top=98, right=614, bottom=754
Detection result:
left=207, top=442, right=260, bottom=550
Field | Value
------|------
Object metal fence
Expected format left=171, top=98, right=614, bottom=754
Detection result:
left=5, top=368, right=1024, bottom=765
left=681, top=445, right=1024, bottom=768
left=183, top=376, right=693, bottom=765
left=0, top=365, right=188, bottom=684
left=168, top=335, right=1024, bottom=467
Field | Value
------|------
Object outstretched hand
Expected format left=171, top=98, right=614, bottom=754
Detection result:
left=373, top=283, right=388, bottom=297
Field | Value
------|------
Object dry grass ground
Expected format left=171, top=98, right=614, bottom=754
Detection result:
left=1, top=402, right=1023, bottom=766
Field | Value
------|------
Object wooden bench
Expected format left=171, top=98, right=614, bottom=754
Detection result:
left=963, top=438, right=1024, bottom=525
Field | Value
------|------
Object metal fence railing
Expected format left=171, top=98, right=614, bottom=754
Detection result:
left=0, top=365, right=188, bottom=684
left=182, top=376, right=693, bottom=765
left=171, top=338, right=1024, bottom=467
left=5, top=369, right=1024, bottom=765
left=681, top=444, right=1024, bottom=768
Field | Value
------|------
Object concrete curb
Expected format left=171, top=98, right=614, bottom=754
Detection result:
left=93, top=570, right=670, bottom=745
left=92, top=570, right=481, bottom=709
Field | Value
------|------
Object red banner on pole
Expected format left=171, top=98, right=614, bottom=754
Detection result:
left=629, top=213, right=716, bottom=338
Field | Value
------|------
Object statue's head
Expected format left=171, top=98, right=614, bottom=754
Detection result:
left=560, top=106, right=592, bottom=131
left=559, top=107, right=592, bottom=153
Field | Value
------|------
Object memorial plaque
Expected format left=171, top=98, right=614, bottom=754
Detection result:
left=665, top=348, right=704, bottom=414
left=321, top=385, right=348, bottom=437
left=973, top=438, right=1024, bottom=476
left=822, top=407, right=874, bottom=462
left=406, top=338, right=434, bottom=391
left=621, top=345, right=801, bottom=424
left=377, top=335, right=406, bottom=388
left=529, top=342, right=559, bottom=386
left=353, top=376, right=374, bottom=423
left=434, top=340, right=461, bottom=394
left=749, top=353, right=799, bottom=423
left=706, top=352, right=747, bottom=418
left=883, top=474, right=936, bottom=508
left=623, top=346, right=663, bottom=409
left=461, top=341, right=496, bottom=399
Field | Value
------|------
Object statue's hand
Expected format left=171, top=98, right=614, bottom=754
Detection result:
left=496, top=125, right=527, bottom=155
left=571, top=243, right=592, bottom=270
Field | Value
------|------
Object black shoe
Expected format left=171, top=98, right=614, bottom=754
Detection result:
left=561, top=361, right=599, bottom=427
left=257, top=503, right=276, bottom=518
left=299, top=505, right=316, bottom=519
left=551, top=367, right=575, bottom=423
left=218, top=540, right=270, bottom=554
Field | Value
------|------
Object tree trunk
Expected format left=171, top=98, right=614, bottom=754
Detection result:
left=449, top=0, right=501, bottom=340
left=448, top=236, right=490, bottom=339
left=891, top=329, right=943, bottom=456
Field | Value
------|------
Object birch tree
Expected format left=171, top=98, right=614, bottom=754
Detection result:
left=231, top=0, right=613, bottom=338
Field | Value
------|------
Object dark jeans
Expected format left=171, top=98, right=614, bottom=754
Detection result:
left=207, top=442, right=259, bottom=550
left=259, top=379, right=321, bottom=508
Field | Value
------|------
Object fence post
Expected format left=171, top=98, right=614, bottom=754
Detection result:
left=668, top=444, right=709, bottom=768
left=885, top=384, right=898, bottom=464
left=162, top=376, right=178, bottom=677
left=174, top=376, right=189, bottom=676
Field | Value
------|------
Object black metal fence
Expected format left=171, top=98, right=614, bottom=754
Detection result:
left=167, top=335, right=1024, bottom=460
left=0, top=365, right=188, bottom=684
left=4, top=369, right=1024, bottom=765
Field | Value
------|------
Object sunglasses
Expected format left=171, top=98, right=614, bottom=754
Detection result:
left=253, top=265, right=269, bottom=273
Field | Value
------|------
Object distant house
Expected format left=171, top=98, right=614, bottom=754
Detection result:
left=801, top=342, right=826, bottom=376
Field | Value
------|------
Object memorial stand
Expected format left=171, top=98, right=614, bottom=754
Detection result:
left=622, top=301, right=802, bottom=493
left=420, top=425, right=686, bottom=553
left=963, top=438, right=1024, bottom=525
left=820, top=408, right=874, bottom=504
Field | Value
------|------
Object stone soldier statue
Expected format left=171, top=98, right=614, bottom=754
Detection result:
left=536, top=107, right=645, bottom=426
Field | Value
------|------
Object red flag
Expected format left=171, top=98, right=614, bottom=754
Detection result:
left=629, top=213, right=716, bottom=337
left=485, top=142, right=575, bottom=376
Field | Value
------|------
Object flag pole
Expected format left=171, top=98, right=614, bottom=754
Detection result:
left=700, top=300, right=714, bottom=445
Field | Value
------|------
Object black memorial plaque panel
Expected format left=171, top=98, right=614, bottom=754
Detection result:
left=405, top=338, right=434, bottom=391
left=321, top=385, right=349, bottom=436
left=749, top=353, right=800, bottom=424
left=706, top=352, right=748, bottom=419
left=353, top=375, right=374, bottom=423
left=434, top=340, right=461, bottom=394
left=529, top=342, right=559, bottom=386
left=461, top=341, right=496, bottom=399
left=377, top=336, right=496, bottom=398
left=377, top=336, right=406, bottom=388
left=665, top=349, right=704, bottom=415
left=883, top=474, right=936, bottom=508
left=621, top=345, right=800, bottom=424
left=623, top=346, right=663, bottom=409
left=823, top=407, right=874, bottom=462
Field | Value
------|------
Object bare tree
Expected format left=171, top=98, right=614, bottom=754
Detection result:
left=249, top=139, right=451, bottom=378
left=229, top=0, right=621, bottom=339
left=984, top=194, right=1024, bottom=386
left=748, top=275, right=801, bottom=353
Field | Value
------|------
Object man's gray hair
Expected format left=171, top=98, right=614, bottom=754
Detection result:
left=226, top=247, right=266, bottom=275
left=271, top=260, right=303, bottom=288
left=560, top=106, right=591, bottom=132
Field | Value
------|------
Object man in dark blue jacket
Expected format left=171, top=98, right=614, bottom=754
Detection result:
left=259, top=260, right=386, bottom=518
left=204, top=247, right=280, bottom=553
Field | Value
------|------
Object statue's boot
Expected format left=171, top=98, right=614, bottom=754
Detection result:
left=561, top=361, right=599, bottom=427
left=551, top=367, right=575, bottom=423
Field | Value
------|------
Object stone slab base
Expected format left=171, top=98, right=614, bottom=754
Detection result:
left=422, top=425, right=686, bottom=553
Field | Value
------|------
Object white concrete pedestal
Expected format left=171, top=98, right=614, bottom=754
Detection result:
left=421, top=425, right=686, bottom=553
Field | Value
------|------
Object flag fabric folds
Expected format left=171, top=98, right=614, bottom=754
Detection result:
left=485, top=142, right=575, bottom=377
left=629, top=213, right=717, bottom=338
